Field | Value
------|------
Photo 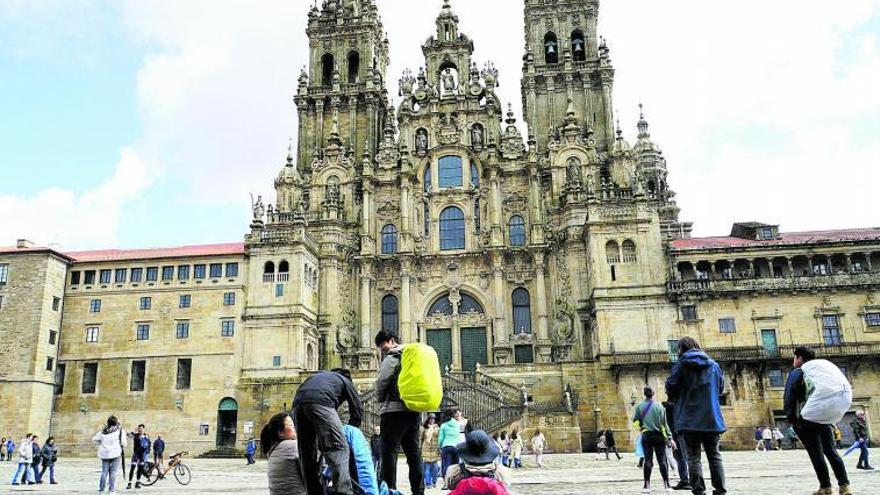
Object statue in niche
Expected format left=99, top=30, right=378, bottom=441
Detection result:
left=326, top=183, right=340, bottom=202
left=250, top=194, right=265, bottom=221
left=566, top=157, right=582, bottom=183
left=441, top=68, right=456, bottom=93
left=471, top=125, right=484, bottom=148
left=415, top=129, right=428, bottom=152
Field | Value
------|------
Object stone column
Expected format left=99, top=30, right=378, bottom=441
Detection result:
left=493, top=256, right=506, bottom=343
left=727, top=260, right=736, bottom=279
left=490, top=172, right=503, bottom=246
left=748, top=260, right=756, bottom=278
left=400, top=183, right=411, bottom=251
left=807, top=256, right=814, bottom=275
left=360, top=262, right=373, bottom=349
left=786, top=257, right=794, bottom=277
left=845, top=253, right=853, bottom=272
left=348, top=97, right=357, bottom=150
left=535, top=253, right=550, bottom=341
left=865, top=253, right=873, bottom=272
left=400, top=260, right=413, bottom=343
left=315, top=100, right=325, bottom=151
left=529, top=166, right=543, bottom=243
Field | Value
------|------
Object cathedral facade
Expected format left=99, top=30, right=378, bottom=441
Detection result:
left=1, top=0, right=878, bottom=454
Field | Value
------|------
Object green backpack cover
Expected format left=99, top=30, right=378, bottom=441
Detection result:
left=398, top=344, right=443, bottom=413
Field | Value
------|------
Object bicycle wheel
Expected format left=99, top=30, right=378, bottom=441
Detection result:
left=141, top=463, right=160, bottom=486
left=174, top=462, right=192, bottom=485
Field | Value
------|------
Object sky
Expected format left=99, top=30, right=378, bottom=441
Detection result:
left=1, top=0, right=878, bottom=251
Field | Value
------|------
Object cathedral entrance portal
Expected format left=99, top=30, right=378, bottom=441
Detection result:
left=427, top=329, right=453, bottom=372
left=420, top=291, right=493, bottom=371
left=460, top=327, right=487, bottom=372
left=216, top=397, right=238, bottom=449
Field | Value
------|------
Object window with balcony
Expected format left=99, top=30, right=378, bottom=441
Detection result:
left=822, top=315, right=843, bottom=345
left=718, top=318, right=737, bottom=334
left=622, top=240, right=638, bottom=263
left=605, top=240, right=620, bottom=264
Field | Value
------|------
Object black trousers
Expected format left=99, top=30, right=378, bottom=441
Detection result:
left=380, top=411, right=424, bottom=495
left=642, top=432, right=670, bottom=486
left=295, top=404, right=352, bottom=495
left=794, top=420, right=849, bottom=489
left=684, top=432, right=726, bottom=495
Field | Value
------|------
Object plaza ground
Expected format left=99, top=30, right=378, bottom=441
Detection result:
left=1, top=450, right=878, bottom=494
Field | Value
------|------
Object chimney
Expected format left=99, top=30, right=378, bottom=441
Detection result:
left=17, top=239, right=35, bottom=249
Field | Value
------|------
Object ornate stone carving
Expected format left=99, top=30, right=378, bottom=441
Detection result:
left=502, top=192, right=528, bottom=215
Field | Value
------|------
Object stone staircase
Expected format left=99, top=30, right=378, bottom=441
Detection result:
left=198, top=447, right=244, bottom=459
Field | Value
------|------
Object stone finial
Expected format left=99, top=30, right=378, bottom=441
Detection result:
left=637, top=102, right=650, bottom=138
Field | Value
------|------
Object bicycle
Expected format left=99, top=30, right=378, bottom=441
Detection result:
left=141, top=451, right=192, bottom=486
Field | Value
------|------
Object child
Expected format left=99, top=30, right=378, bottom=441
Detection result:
left=510, top=430, right=524, bottom=469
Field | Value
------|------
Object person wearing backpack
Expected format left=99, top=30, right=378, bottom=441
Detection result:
left=93, top=416, right=127, bottom=494
left=374, top=330, right=424, bottom=495
left=127, top=424, right=150, bottom=489
left=293, top=368, right=362, bottom=495
left=784, top=346, right=852, bottom=495
left=445, top=430, right=511, bottom=494
left=632, top=387, right=674, bottom=493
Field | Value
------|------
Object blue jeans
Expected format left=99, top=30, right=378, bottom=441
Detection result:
left=99, top=457, right=120, bottom=492
left=39, top=464, right=56, bottom=483
left=857, top=439, right=870, bottom=468
left=11, top=463, right=34, bottom=484
left=440, top=446, right=459, bottom=478
left=422, top=461, right=440, bottom=487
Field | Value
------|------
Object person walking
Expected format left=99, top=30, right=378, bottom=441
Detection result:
left=762, top=426, right=774, bottom=451
left=293, top=368, right=362, bottom=495
left=6, top=437, right=14, bottom=462
left=662, top=401, right=690, bottom=491
left=420, top=414, right=441, bottom=489
left=604, top=428, right=622, bottom=461
left=374, top=330, right=423, bottom=495
left=260, top=412, right=305, bottom=495
left=93, top=415, right=127, bottom=494
left=11, top=434, right=34, bottom=485
left=595, top=430, right=608, bottom=461
left=754, top=427, right=766, bottom=452
left=127, top=424, right=150, bottom=489
left=439, top=408, right=462, bottom=481
left=666, top=337, right=728, bottom=495
left=498, top=431, right=510, bottom=467
left=152, top=435, right=165, bottom=468
left=0, top=437, right=5, bottom=462
left=772, top=427, right=785, bottom=451
left=531, top=428, right=546, bottom=467
left=29, top=435, right=42, bottom=484
left=632, top=387, right=674, bottom=493
left=832, top=426, right=843, bottom=449
left=851, top=411, right=874, bottom=470
left=370, top=426, right=382, bottom=475
left=39, top=436, right=58, bottom=485
left=509, top=430, right=524, bottom=469
left=245, top=437, right=257, bottom=465
left=784, top=346, right=852, bottom=495
left=786, top=426, right=800, bottom=450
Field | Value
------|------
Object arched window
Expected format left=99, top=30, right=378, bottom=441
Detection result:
left=512, top=288, right=532, bottom=334
left=544, top=32, right=559, bottom=64
left=622, top=240, right=637, bottom=263
left=423, top=164, right=432, bottom=192
left=321, top=53, right=335, bottom=86
left=347, top=51, right=360, bottom=83
left=571, top=30, right=586, bottom=62
left=263, top=261, right=275, bottom=274
left=470, top=161, right=479, bottom=188
left=459, top=293, right=484, bottom=314
left=438, top=155, right=463, bottom=188
left=606, top=240, right=620, bottom=264
left=381, top=295, right=399, bottom=335
left=647, top=180, right=657, bottom=196
left=278, top=260, right=290, bottom=273
left=439, top=207, right=465, bottom=250
left=428, top=294, right=454, bottom=315
left=381, top=224, right=399, bottom=254
left=508, top=215, right=526, bottom=246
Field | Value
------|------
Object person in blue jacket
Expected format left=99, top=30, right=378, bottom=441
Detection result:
left=342, top=425, right=379, bottom=495
left=666, top=337, right=727, bottom=495
left=245, top=438, right=257, bottom=465
left=6, top=438, right=14, bottom=462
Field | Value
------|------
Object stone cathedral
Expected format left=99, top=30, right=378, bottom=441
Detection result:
left=2, top=0, right=879, bottom=455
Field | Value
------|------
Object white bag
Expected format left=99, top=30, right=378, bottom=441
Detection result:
left=800, top=359, right=853, bottom=424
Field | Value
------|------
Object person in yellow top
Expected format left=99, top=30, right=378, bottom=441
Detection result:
left=420, top=414, right=441, bottom=489
left=832, top=425, right=843, bottom=449
left=632, top=387, right=674, bottom=493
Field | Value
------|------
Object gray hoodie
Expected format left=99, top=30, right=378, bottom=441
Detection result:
left=375, top=345, right=409, bottom=415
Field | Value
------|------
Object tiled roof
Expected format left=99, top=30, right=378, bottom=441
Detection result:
left=671, top=228, right=880, bottom=250
left=65, top=242, right=246, bottom=263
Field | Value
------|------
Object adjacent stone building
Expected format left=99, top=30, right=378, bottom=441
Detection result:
left=1, top=0, right=877, bottom=454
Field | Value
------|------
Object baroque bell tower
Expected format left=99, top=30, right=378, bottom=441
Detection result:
left=521, top=0, right=615, bottom=153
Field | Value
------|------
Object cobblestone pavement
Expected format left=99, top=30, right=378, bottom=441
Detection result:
left=1, top=450, right=877, bottom=494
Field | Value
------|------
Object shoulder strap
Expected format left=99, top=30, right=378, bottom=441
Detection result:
left=637, top=400, right=653, bottom=423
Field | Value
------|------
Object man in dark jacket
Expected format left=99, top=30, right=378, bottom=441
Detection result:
left=784, top=346, right=851, bottom=495
left=153, top=435, right=165, bottom=468
left=293, top=368, right=362, bottom=495
left=666, top=337, right=727, bottom=495
left=374, top=330, right=424, bottom=495
left=370, top=425, right=382, bottom=475
left=603, top=428, right=621, bottom=460
left=851, top=411, right=873, bottom=470
left=663, top=400, right=691, bottom=490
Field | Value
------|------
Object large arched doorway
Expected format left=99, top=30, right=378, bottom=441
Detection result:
left=216, top=397, right=238, bottom=448
left=422, top=291, right=491, bottom=372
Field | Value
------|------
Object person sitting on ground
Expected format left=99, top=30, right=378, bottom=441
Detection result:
left=260, top=412, right=304, bottom=495
left=445, top=430, right=512, bottom=495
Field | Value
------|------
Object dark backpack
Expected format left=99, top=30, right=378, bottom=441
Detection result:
left=139, top=435, right=151, bottom=454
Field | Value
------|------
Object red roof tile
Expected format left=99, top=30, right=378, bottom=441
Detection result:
left=671, top=228, right=880, bottom=250
left=65, top=242, right=245, bottom=263
left=0, top=245, right=73, bottom=260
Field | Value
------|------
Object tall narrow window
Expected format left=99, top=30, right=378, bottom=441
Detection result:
left=822, top=315, right=843, bottom=345
left=512, top=288, right=532, bottom=334
left=162, top=266, right=174, bottom=281
left=439, top=207, right=465, bottom=250
left=381, top=295, right=399, bottom=335
left=423, top=202, right=431, bottom=237
left=571, top=30, right=586, bottom=62
left=52, top=297, right=61, bottom=311
left=55, top=363, right=66, bottom=395
left=508, top=215, right=526, bottom=247
left=86, top=326, right=99, bottom=343
left=0, top=263, right=8, bottom=284
left=115, top=269, right=127, bottom=284
left=146, top=267, right=158, bottom=282
left=100, top=269, right=112, bottom=284
left=321, top=53, right=334, bottom=86
left=381, top=225, right=399, bottom=254
left=347, top=51, right=360, bottom=83
left=544, top=32, right=559, bottom=64
left=438, top=156, right=463, bottom=188
left=221, top=320, right=235, bottom=337
left=176, top=359, right=192, bottom=390
left=423, top=165, right=432, bottom=192
left=473, top=198, right=481, bottom=234
left=82, top=362, right=98, bottom=394
left=130, top=360, right=146, bottom=392
left=176, top=321, right=190, bottom=339
left=470, top=161, right=479, bottom=188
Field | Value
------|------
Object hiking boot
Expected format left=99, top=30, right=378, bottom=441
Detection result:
left=838, top=485, right=852, bottom=495
left=135, top=482, right=142, bottom=489
left=126, top=482, right=132, bottom=489
left=672, top=481, right=692, bottom=491
left=811, top=488, right=833, bottom=495
left=864, top=465, right=875, bottom=470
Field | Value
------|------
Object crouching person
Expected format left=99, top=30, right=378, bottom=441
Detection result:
left=293, top=368, right=362, bottom=495
left=445, top=430, right=511, bottom=495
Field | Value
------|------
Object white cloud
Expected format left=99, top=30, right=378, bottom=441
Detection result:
left=0, top=148, right=156, bottom=249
